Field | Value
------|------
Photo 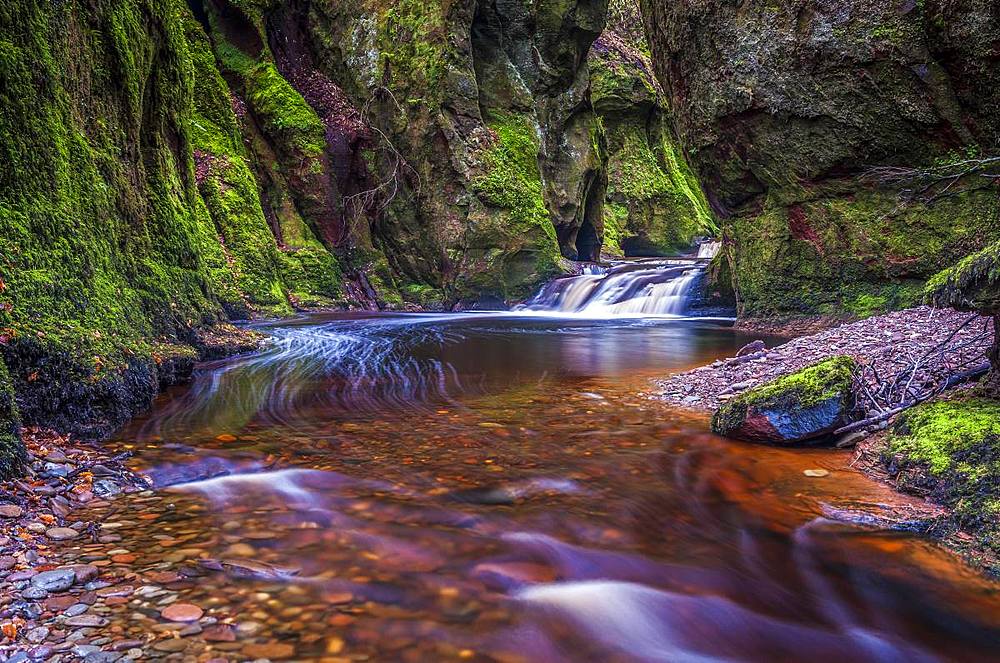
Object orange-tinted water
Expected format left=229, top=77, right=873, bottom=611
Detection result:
left=64, top=313, right=1000, bottom=661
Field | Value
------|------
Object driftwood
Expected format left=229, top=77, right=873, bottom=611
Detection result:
left=831, top=312, right=993, bottom=436
left=834, top=361, right=991, bottom=436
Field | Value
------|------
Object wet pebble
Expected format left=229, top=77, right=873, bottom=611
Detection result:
left=64, top=614, right=109, bottom=627
left=160, top=603, right=203, bottom=622
left=30, top=568, right=76, bottom=592
left=45, top=527, right=80, bottom=541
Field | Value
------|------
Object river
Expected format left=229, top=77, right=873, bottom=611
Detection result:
left=55, top=260, right=1000, bottom=661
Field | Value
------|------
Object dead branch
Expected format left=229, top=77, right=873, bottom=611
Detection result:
left=835, top=361, right=990, bottom=436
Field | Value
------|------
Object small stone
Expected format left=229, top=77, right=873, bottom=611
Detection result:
left=110, top=640, right=144, bottom=652
left=95, top=585, right=133, bottom=598
left=64, top=614, right=109, bottom=627
left=0, top=504, right=24, bottom=518
left=160, top=603, right=203, bottom=622
left=202, top=625, right=235, bottom=642
left=31, top=568, right=77, bottom=592
left=235, top=621, right=262, bottom=636
left=25, top=626, right=50, bottom=644
left=92, top=479, right=122, bottom=498
left=804, top=469, right=830, bottom=478
left=71, top=645, right=100, bottom=657
left=22, top=586, right=48, bottom=600
left=65, top=604, right=89, bottom=617
left=242, top=642, right=295, bottom=660
left=152, top=639, right=188, bottom=653
left=45, top=527, right=80, bottom=541
left=68, top=564, right=100, bottom=583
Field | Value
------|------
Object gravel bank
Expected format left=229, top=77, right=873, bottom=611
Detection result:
left=657, top=307, right=994, bottom=411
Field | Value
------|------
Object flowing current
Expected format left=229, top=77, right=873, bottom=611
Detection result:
left=57, top=260, right=1000, bottom=662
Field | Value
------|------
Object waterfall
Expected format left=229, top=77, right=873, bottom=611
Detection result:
left=697, top=241, right=721, bottom=259
left=518, top=257, right=707, bottom=317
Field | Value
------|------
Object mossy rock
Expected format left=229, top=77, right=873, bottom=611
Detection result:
left=711, top=356, right=858, bottom=444
left=885, top=397, right=1000, bottom=557
left=926, top=240, right=1000, bottom=315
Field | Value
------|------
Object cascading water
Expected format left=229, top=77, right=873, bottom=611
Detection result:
left=518, top=252, right=715, bottom=317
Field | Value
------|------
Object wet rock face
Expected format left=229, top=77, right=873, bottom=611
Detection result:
left=642, top=0, right=1000, bottom=315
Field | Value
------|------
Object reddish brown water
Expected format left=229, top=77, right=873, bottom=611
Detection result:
left=64, top=313, right=1000, bottom=661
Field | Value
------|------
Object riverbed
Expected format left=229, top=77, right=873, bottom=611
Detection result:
left=31, top=311, right=999, bottom=661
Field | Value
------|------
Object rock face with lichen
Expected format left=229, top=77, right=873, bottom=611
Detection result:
left=642, top=0, right=1000, bottom=319
left=589, top=30, right=714, bottom=256
left=711, top=356, right=857, bottom=444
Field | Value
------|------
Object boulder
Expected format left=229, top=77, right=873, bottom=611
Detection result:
left=711, top=356, right=857, bottom=444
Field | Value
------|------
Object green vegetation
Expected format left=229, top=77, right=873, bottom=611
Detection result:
left=245, top=62, right=327, bottom=158
left=725, top=187, right=997, bottom=317
left=886, top=398, right=1000, bottom=555
left=590, top=31, right=715, bottom=256
left=463, top=113, right=563, bottom=299
left=926, top=240, right=1000, bottom=313
left=379, top=0, right=448, bottom=104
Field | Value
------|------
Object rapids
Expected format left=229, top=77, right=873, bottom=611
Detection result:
left=62, top=303, right=1000, bottom=661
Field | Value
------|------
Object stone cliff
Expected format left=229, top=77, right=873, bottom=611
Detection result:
left=642, top=0, right=1000, bottom=320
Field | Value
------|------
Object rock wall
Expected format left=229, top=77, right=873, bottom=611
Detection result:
left=589, top=31, right=713, bottom=256
left=0, top=0, right=709, bottom=443
left=642, top=0, right=1000, bottom=318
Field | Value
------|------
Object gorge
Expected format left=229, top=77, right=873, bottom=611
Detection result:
left=2, top=0, right=1000, bottom=660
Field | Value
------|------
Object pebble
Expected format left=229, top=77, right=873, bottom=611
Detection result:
left=0, top=503, right=24, bottom=518
left=25, top=626, right=50, bottom=644
left=152, top=639, right=188, bottom=653
left=64, top=614, right=109, bottom=627
left=242, top=642, right=296, bottom=660
left=72, top=644, right=100, bottom=656
left=65, top=603, right=90, bottom=617
left=804, top=469, right=830, bottom=477
left=160, top=603, right=204, bottom=622
left=45, top=527, right=81, bottom=541
left=31, top=568, right=77, bottom=592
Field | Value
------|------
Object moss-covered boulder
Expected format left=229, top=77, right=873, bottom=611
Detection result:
left=885, top=398, right=1000, bottom=556
left=711, top=357, right=857, bottom=444
left=642, top=0, right=1000, bottom=318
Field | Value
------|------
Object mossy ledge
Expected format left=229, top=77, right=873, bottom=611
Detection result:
left=884, top=397, right=1000, bottom=565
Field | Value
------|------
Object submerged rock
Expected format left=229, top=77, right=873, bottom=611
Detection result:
left=711, top=356, right=857, bottom=444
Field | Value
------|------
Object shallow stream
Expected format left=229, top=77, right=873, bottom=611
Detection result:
left=57, top=269, right=1000, bottom=661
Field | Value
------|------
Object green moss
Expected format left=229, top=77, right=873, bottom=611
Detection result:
left=712, top=356, right=857, bottom=434
left=925, top=240, right=1000, bottom=313
left=463, top=112, right=563, bottom=299
left=277, top=247, right=345, bottom=307
left=888, top=399, right=1000, bottom=475
left=726, top=187, right=997, bottom=317
left=886, top=397, right=1000, bottom=557
left=245, top=62, right=326, bottom=157
left=379, top=0, right=448, bottom=105
left=476, top=115, right=556, bottom=243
